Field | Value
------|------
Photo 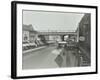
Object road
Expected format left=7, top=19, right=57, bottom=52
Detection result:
left=22, top=45, right=79, bottom=70
left=22, top=45, right=60, bottom=69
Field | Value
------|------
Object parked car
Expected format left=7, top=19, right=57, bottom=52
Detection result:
left=57, top=41, right=67, bottom=48
left=65, top=41, right=78, bottom=50
left=22, top=42, right=37, bottom=51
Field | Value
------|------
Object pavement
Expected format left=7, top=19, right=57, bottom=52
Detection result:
left=23, top=46, right=47, bottom=54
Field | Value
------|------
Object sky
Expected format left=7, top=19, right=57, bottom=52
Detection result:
left=23, top=10, right=84, bottom=32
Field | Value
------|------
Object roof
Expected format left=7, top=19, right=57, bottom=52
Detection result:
left=23, top=24, right=37, bottom=33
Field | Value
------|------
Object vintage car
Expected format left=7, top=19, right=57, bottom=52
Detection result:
left=57, top=41, right=67, bottom=48
left=22, top=42, right=37, bottom=51
left=65, top=41, right=78, bottom=50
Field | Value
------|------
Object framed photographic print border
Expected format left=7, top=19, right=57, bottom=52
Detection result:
left=11, top=1, right=98, bottom=79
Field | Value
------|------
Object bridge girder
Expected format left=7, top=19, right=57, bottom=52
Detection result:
left=37, top=32, right=77, bottom=35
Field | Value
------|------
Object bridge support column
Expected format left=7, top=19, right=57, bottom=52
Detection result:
left=61, top=35, right=65, bottom=41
